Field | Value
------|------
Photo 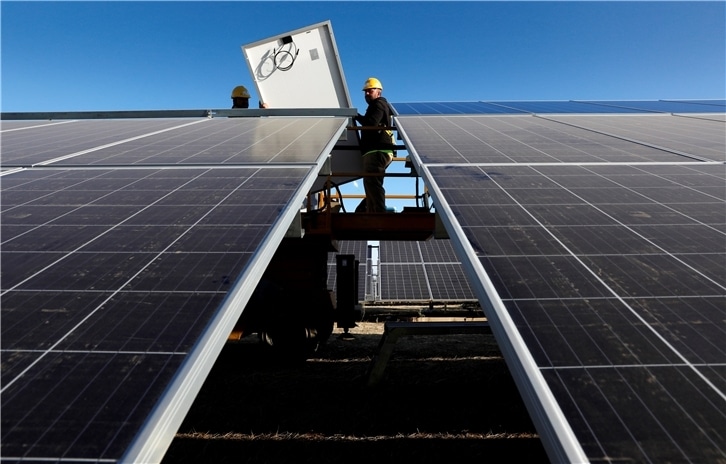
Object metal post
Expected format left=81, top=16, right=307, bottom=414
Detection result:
left=365, top=244, right=381, bottom=302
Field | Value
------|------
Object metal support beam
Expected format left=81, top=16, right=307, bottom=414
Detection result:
left=1, top=108, right=358, bottom=120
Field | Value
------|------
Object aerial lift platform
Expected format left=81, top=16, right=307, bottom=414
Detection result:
left=230, top=21, right=483, bottom=360
left=228, top=119, right=447, bottom=351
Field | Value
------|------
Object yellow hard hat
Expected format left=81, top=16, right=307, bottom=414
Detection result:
left=362, top=77, right=383, bottom=91
left=231, top=85, right=251, bottom=99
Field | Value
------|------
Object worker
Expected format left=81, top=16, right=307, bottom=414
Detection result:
left=231, top=85, right=269, bottom=109
left=354, top=77, right=397, bottom=213
left=231, top=85, right=252, bottom=108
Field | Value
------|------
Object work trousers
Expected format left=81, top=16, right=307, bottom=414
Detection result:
left=359, top=150, right=393, bottom=213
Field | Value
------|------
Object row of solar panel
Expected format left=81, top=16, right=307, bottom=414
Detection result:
left=395, top=112, right=726, bottom=463
left=392, top=99, right=726, bottom=115
left=1, top=117, right=350, bottom=168
left=2, top=106, right=724, bottom=464
left=1, top=116, right=349, bottom=463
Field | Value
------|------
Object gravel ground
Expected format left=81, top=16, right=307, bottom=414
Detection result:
left=162, top=321, right=549, bottom=463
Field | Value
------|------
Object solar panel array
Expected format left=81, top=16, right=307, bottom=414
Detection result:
left=1, top=116, right=347, bottom=463
left=327, top=240, right=475, bottom=302
left=2, top=100, right=723, bottom=463
left=393, top=101, right=725, bottom=463
left=393, top=99, right=726, bottom=115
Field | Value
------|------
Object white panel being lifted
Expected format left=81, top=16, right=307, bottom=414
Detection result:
left=242, top=21, right=352, bottom=109
left=243, top=21, right=364, bottom=195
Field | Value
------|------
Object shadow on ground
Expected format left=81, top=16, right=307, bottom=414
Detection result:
left=163, top=327, right=549, bottom=463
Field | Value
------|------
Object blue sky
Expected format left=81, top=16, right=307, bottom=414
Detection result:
left=2, top=1, right=724, bottom=113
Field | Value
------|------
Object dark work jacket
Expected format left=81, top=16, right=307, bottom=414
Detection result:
left=355, top=96, right=396, bottom=154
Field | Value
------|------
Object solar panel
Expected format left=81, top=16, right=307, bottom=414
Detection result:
left=379, top=241, right=475, bottom=301
left=391, top=99, right=726, bottom=116
left=379, top=241, right=421, bottom=263
left=1, top=119, right=208, bottom=166
left=416, top=238, right=458, bottom=262
left=1, top=116, right=347, bottom=462
left=693, top=113, right=726, bottom=122
left=396, top=111, right=726, bottom=463
left=1, top=118, right=347, bottom=167
left=393, top=115, right=708, bottom=165
left=489, top=101, right=645, bottom=114
left=392, top=101, right=528, bottom=115
left=424, top=263, right=476, bottom=301
left=578, top=99, right=726, bottom=113
left=542, top=115, right=725, bottom=162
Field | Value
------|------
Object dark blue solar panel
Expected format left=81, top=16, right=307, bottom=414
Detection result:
left=392, top=101, right=528, bottom=115
left=398, top=112, right=726, bottom=463
left=395, top=115, right=704, bottom=165
left=489, top=101, right=646, bottom=114
left=0, top=116, right=346, bottom=463
left=392, top=100, right=726, bottom=116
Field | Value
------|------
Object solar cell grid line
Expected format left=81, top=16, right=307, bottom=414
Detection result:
left=343, top=241, right=473, bottom=302
left=0, top=119, right=209, bottom=167
left=396, top=113, right=726, bottom=463
left=486, top=100, right=646, bottom=114
left=661, top=99, right=726, bottom=108
left=517, top=164, right=725, bottom=295
left=680, top=113, right=726, bottom=123
left=1, top=166, right=317, bottom=460
left=2, top=170, right=296, bottom=286
left=0, top=119, right=76, bottom=132
left=392, top=100, right=726, bottom=117
left=0, top=117, right=348, bottom=168
left=9, top=117, right=348, bottom=167
left=49, top=117, right=350, bottom=167
left=438, top=172, right=724, bottom=458
left=379, top=263, right=432, bottom=301
left=391, top=101, right=527, bottom=115
left=378, top=240, right=477, bottom=301
left=377, top=242, right=431, bottom=301
left=540, top=114, right=726, bottom=162
left=577, top=99, right=726, bottom=114
left=379, top=241, right=423, bottom=263
left=450, top=164, right=723, bottom=352
left=418, top=237, right=469, bottom=264
left=1, top=116, right=347, bottom=463
left=418, top=241, right=477, bottom=300
left=424, top=263, right=476, bottom=301
left=380, top=240, right=468, bottom=264
left=390, top=115, right=700, bottom=166
left=327, top=240, right=369, bottom=265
